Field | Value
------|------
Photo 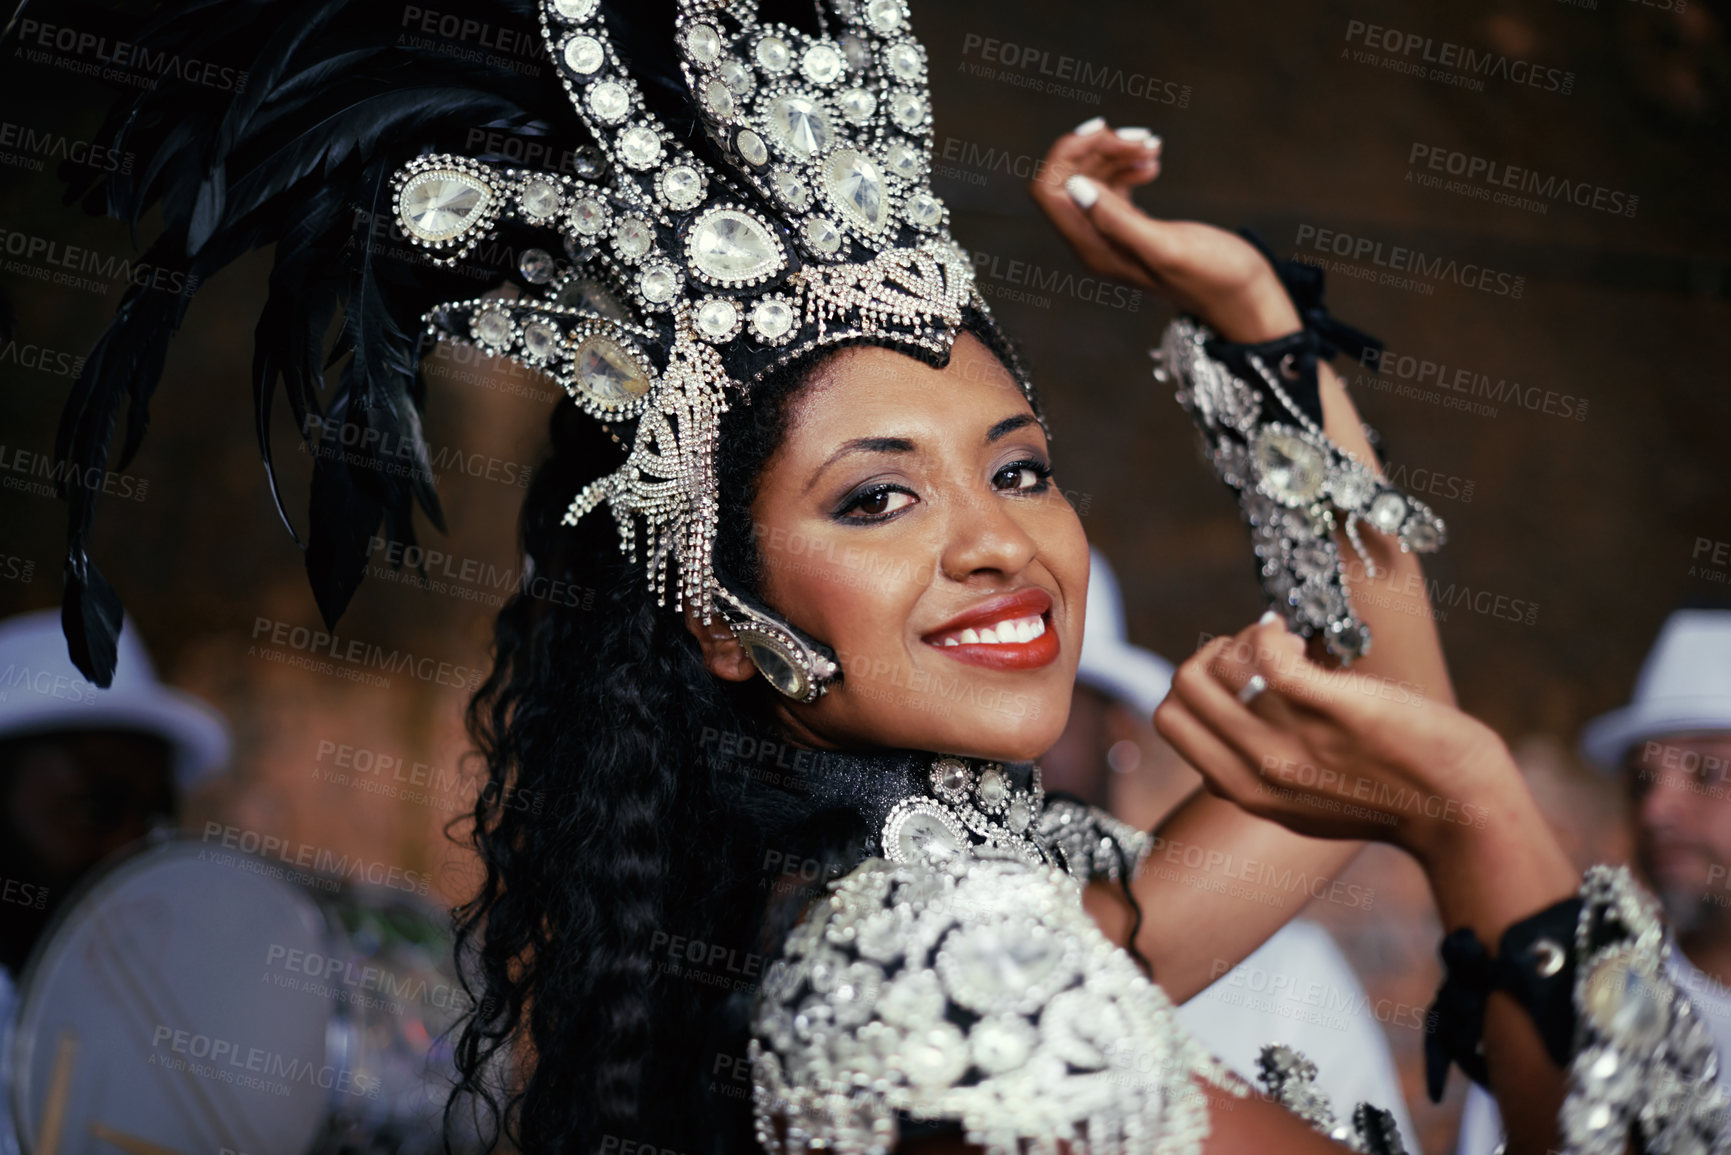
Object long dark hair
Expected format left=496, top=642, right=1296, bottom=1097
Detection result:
left=448, top=314, right=1040, bottom=1155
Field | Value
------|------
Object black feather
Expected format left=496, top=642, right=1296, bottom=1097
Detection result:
left=13, top=0, right=571, bottom=681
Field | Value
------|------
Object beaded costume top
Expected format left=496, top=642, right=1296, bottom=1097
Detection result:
left=747, top=752, right=1249, bottom=1155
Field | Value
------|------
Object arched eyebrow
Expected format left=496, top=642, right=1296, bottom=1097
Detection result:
left=986, top=414, right=1039, bottom=443
left=803, top=436, right=916, bottom=495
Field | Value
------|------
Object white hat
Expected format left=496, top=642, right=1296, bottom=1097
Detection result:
left=1076, top=549, right=1175, bottom=720
left=0, top=609, right=231, bottom=790
left=1580, top=608, right=1731, bottom=770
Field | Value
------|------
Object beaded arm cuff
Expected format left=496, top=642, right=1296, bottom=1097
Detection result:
left=1155, top=316, right=1447, bottom=663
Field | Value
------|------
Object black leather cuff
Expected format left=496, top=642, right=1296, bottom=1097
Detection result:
left=1423, top=895, right=1584, bottom=1102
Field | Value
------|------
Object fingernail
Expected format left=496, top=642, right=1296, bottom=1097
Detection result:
left=1114, top=126, right=1152, bottom=141
left=1072, top=116, right=1106, bottom=136
left=1145, top=134, right=1162, bottom=151
left=1259, top=610, right=1282, bottom=626
left=1064, top=173, right=1099, bottom=209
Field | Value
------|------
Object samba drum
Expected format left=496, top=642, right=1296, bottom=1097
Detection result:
left=7, top=835, right=475, bottom=1155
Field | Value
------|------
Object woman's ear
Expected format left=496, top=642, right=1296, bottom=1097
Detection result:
left=684, top=607, right=758, bottom=683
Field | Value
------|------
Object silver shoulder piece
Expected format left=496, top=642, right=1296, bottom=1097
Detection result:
left=1558, top=865, right=1731, bottom=1154
left=1155, top=317, right=1446, bottom=663
left=750, top=756, right=1246, bottom=1154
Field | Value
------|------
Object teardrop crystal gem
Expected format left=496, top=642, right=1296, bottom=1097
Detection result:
left=399, top=170, right=491, bottom=243
left=740, top=634, right=807, bottom=699
left=687, top=207, right=783, bottom=283
left=1251, top=426, right=1328, bottom=507
left=822, top=149, right=886, bottom=232
left=572, top=334, right=652, bottom=409
left=765, top=95, right=830, bottom=160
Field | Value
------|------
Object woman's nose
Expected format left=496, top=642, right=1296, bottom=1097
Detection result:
left=936, top=486, right=1039, bottom=582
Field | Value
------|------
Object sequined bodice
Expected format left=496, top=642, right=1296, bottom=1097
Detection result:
left=747, top=751, right=1246, bottom=1155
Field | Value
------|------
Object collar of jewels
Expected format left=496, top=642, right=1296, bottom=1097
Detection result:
left=390, top=0, right=1020, bottom=700
left=810, top=750, right=1153, bottom=884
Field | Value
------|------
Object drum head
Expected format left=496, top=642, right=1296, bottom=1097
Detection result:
left=11, top=838, right=340, bottom=1155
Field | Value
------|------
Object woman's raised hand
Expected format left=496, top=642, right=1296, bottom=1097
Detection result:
left=1151, top=613, right=1523, bottom=866
left=1028, top=119, right=1302, bottom=343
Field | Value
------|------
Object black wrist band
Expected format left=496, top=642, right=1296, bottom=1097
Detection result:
left=1423, top=895, right=1585, bottom=1102
left=1190, top=228, right=1386, bottom=442
left=1238, top=227, right=1384, bottom=366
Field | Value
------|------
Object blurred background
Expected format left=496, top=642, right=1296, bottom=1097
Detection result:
left=0, top=0, right=1726, bottom=1150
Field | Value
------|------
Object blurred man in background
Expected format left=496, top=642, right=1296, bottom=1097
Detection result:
left=1044, top=551, right=1418, bottom=1148
left=1458, top=606, right=1731, bottom=1154
left=0, top=609, right=230, bottom=1147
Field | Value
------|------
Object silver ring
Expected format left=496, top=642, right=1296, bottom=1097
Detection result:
left=1237, top=674, right=1268, bottom=705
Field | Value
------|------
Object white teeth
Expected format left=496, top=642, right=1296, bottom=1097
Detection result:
left=932, top=614, right=1047, bottom=648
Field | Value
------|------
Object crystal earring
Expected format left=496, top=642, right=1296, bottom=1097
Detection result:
left=711, top=584, right=840, bottom=704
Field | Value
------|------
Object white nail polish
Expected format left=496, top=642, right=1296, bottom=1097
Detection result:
left=1114, top=126, right=1152, bottom=141
left=1145, top=134, right=1163, bottom=150
left=1063, top=174, right=1098, bottom=209
left=1259, top=610, right=1282, bottom=626
left=1072, top=116, right=1106, bottom=136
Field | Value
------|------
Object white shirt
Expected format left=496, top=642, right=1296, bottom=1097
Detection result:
left=1456, top=944, right=1731, bottom=1155
left=1177, top=918, right=1421, bottom=1152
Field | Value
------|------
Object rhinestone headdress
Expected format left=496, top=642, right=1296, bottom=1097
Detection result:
left=392, top=0, right=1009, bottom=696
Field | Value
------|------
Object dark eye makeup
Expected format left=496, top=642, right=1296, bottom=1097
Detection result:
left=831, top=455, right=1054, bottom=524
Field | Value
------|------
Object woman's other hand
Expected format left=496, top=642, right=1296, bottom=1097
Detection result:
left=1028, top=118, right=1300, bottom=343
left=1152, top=613, right=1519, bottom=867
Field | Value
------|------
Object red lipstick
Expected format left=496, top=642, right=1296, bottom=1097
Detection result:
left=920, top=587, right=1060, bottom=671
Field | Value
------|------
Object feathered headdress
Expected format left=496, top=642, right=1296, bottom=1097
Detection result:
left=32, top=0, right=1020, bottom=701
